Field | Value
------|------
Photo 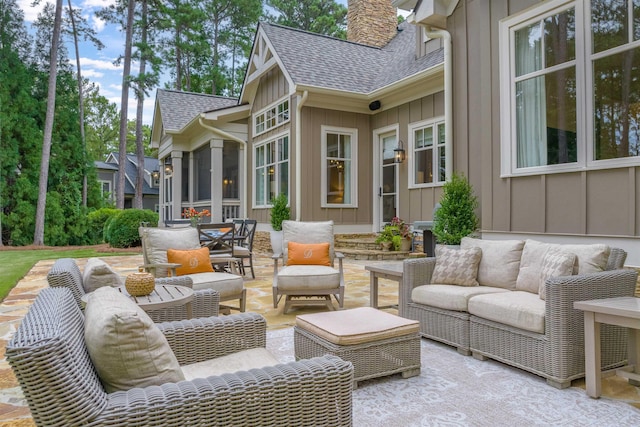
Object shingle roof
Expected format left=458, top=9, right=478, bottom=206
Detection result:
left=260, top=21, right=443, bottom=94
left=156, top=89, right=238, bottom=132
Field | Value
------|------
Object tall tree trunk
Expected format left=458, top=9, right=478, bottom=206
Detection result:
left=134, top=0, right=148, bottom=209
left=34, top=0, right=64, bottom=245
left=117, top=0, right=136, bottom=209
left=67, top=0, right=87, bottom=206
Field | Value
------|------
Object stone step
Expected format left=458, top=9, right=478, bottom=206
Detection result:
left=336, top=247, right=423, bottom=261
left=335, top=236, right=380, bottom=251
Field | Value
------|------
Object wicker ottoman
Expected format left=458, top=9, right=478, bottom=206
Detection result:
left=294, top=307, right=421, bottom=387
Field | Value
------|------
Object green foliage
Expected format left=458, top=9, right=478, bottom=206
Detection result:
left=266, top=0, right=347, bottom=38
left=269, top=193, right=290, bottom=231
left=87, top=208, right=120, bottom=244
left=104, top=209, right=158, bottom=248
left=433, top=173, right=479, bottom=245
left=375, top=225, right=397, bottom=244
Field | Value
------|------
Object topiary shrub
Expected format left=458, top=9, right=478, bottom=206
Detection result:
left=433, top=172, right=479, bottom=245
left=87, top=208, right=119, bottom=245
left=104, top=209, right=158, bottom=248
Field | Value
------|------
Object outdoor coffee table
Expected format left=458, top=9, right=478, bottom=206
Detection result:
left=364, top=262, right=403, bottom=309
left=574, top=297, right=640, bottom=398
left=83, top=284, right=194, bottom=319
left=294, top=307, right=421, bottom=387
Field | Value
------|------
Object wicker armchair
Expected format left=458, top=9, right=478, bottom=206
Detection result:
left=47, top=257, right=219, bottom=322
left=7, top=287, right=354, bottom=427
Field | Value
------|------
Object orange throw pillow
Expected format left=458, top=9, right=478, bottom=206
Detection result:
left=287, top=241, right=331, bottom=266
left=166, top=247, right=214, bottom=276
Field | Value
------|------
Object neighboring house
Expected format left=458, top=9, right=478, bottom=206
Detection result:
left=94, top=153, right=160, bottom=210
left=151, top=0, right=447, bottom=232
left=393, top=0, right=640, bottom=265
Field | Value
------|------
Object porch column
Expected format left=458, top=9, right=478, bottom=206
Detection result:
left=170, top=151, right=183, bottom=221
left=210, top=138, right=224, bottom=222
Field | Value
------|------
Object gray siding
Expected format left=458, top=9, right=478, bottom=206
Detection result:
left=451, top=0, right=640, bottom=239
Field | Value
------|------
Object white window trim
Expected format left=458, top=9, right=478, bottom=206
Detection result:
left=252, top=96, right=290, bottom=137
left=408, top=117, right=446, bottom=189
left=321, top=125, right=358, bottom=208
left=499, top=0, right=640, bottom=177
left=98, top=179, right=112, bottom=198
left=252, top=130, right=290, bottom=209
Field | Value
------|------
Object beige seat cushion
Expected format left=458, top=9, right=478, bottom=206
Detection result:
left=515, top=240, right=610, bottom=293
left=84, top=286, right=184, bottom=393
left=82, top=257, right=124, bottom=292
left=296, top=307, right=419, bottom=346
left=188, top=272, right=244, bottom=298
left=411, top=284, right=510, bottom=311
left=277, top=265, right=340, bottom=290
left=181, top=348, right=279, bottom=380
left=233, top=246, right=251, bottom=256
left=460, top=237, right=525, bottom=290
left=468, top=291, right=546, bottom=334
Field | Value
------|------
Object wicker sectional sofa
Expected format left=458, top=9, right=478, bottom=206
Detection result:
left=399, top=237, right=638, bottom=388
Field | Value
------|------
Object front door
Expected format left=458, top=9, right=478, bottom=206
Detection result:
left=379, top=131, right=398, bottom=228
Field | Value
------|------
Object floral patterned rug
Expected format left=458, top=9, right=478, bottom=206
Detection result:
left=267, top=328, right=640, bottom=427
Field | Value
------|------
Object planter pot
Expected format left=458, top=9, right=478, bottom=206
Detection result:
left=400, top=238, right=412, bottom=252
left=380, top=241, right=393, bottom=251
left=270, top=230, right=284, bottom=255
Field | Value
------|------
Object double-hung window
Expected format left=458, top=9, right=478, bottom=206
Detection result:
left=500, top=0, right=640, bottom=176
left=254, top=133, right=289, bottom=207
left=321, top=126, right=357, bottom=207
left=409, top=118, right=446, bottom=187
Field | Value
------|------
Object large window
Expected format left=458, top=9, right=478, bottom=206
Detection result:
left=253, top=98, right=289, bottom=136
left=321, top=126, right=357, bottom=207
left=409, top=119, right=446, bottom=186
left=254, top=133, right=289, bottom=207
left=500, top=0, right=640, bottom=176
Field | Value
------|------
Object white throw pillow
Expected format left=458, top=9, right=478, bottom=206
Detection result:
left=539, top=251, right=577, bottom=300
left=431, top=246, right=482, bottom=286
left=84, top=286, right=185, bottom=393
left=82, top=257, right=123, bottom=292
left=516, top=240, right=610, bottom=293
left=460, top=237, right=525, bottom=289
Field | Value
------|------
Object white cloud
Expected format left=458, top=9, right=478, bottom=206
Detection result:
left=82, top=0, right=116, bottom=8
left=82, top=69, right=104, bottom=79
left=91, top=15, right=105, bottom=32
left=16, top=0, right=41, bottom=22
left=80, top=57, right=120, bottom=71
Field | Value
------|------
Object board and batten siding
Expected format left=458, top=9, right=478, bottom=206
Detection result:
left=371, top=92, right=447, bottom=225
left=450, top=0, right=640, bottom=251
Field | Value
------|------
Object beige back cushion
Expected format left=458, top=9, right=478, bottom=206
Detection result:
left=516, top=240, right=610, bottom=293
left=82, top=257, right=124, bottom=292
left=460, top=237, right=525, bottom=290
left=84, top=286, right=184, bottom=393
left=282, top=220, right=334, bottom=265
left=139, top=227, right=201, bottom=276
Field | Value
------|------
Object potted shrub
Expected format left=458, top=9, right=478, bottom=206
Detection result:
left=375, top=217, right=412, bottom=251
left=269, top=193, right=290, bottom=255
left=375, top=225, right=395, bottom=251
left=432, top=173, right=479, bottom=246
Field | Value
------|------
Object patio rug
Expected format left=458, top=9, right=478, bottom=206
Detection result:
left=266, top=328, right=640, bottom=427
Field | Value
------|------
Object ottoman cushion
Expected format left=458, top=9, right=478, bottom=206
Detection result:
left=296, top=307, right=419, bottom=346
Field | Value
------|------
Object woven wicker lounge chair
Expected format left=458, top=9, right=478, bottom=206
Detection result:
left=47, top=257, right=220, bottom=322
left=7, top=287, right=354, bottom=427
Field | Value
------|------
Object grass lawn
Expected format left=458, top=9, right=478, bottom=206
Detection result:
left=0, top=245, right=139, bottom=301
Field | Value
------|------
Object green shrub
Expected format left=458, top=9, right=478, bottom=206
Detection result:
left=104, top=209, right=158, bottom=248
left=433, top=172, right=479, bottom=245
left=269, top=193, right=290, bottom=231
left=87, top=208, right=120, bottom=245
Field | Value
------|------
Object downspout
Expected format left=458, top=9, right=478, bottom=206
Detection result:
left=423, top=25, right=453, bottom=177
left=295, top=91, right=309, bottom=221
left=198, top=116, right=247, bottom=218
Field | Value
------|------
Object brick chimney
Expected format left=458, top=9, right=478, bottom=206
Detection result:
left=347, top=0, right=398, bottom=47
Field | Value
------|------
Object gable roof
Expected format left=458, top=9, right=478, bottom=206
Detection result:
left=155, top=89, right=238, bottom=133
left=258, top=21, right=443, bottom=95
left=98, top=153, right=159, bottom=196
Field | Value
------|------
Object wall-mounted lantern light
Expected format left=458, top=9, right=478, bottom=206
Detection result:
left=394, top=140, right=406, bottom=163
left=164, top=157, right=173, bottom=176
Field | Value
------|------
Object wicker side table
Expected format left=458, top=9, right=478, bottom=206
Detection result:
left=294, top=307, right=421, bottom=387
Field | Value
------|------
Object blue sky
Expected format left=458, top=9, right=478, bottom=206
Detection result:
left=18, top=0, right=408, bottom=126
